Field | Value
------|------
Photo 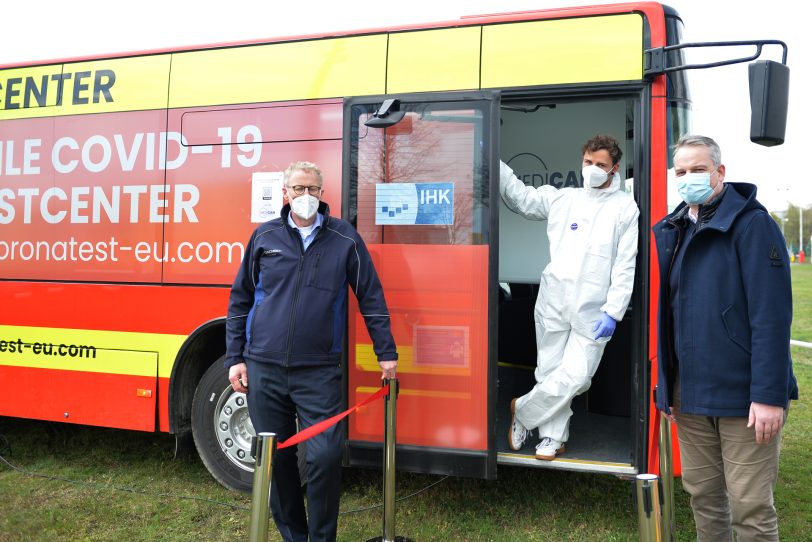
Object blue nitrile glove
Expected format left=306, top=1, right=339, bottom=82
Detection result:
left=593, top=312, right=617, bottom=340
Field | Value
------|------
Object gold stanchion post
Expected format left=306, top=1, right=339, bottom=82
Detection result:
left=658, top=413, right=676, bottom=541
left=248, top=432, right=276, bottom=542
left=636, top=473, right=663, bottom=542
left=366, top=379, right=414, bottom=542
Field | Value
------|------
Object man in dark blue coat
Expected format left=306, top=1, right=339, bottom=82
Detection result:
left=653, top=135, right=797, bottom=541
left=225, top=161, right=398, bottom=542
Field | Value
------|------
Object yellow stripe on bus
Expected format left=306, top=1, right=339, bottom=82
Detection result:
left=481, top=14, right=643, bottom=88
left=0, top=55, right=171, bottom=121
left=0, top=65, right=62, bottom=114
left=355, top=344, right=471, bottom=376
left=2, top=15, right=647, bottom=121
left=0, top=325, right=185, bottom=378
left=168, top=35, right=388, bottom=109
left=387, top=27, right=482, bottom=93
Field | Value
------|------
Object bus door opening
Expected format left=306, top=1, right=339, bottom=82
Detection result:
left=496, top=96, right=643, bottom=474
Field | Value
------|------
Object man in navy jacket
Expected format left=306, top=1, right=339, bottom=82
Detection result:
left=653, top=135, right=797, bottom=541
left=225, top=161, right=397, bottom=542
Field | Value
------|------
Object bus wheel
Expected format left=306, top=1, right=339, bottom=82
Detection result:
left=191, top=356, right=255, bottom=493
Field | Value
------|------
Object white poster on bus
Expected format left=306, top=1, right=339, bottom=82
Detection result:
left=251, top=171, right=284, bottom=223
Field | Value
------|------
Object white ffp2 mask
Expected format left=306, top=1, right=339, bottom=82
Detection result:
left=582, top=165, right=612, bottom=188
left=291, top=194, right=320, bottom=220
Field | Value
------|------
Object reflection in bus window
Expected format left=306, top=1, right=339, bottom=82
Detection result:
left=354, top=105, right=487, bottom=246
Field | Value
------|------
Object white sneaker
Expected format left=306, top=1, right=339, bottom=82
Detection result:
left=508, top=398, right=528, bottom=451
left=535, top=437, right=565, bottom=460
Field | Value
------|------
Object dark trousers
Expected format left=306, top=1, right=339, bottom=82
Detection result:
left=246, top=361, right=344, bottom=542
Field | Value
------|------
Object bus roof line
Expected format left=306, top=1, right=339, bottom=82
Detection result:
left=0, top=1, right=665, bottom=71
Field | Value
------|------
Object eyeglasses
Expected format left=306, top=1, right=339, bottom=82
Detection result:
left=288, top=185, right=323, bottom=196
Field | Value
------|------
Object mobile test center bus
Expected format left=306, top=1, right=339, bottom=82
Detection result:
left=0, top=2, right=789, bottom=492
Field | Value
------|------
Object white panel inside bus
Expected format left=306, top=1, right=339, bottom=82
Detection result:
left=497, top=97, right=637, bottom=469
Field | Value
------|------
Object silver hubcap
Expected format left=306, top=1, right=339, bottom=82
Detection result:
left=214, top=385, right=255, bottom=471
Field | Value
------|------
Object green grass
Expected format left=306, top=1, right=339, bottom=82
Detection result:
left=792, top=264, right=812, bottom=342
left=0, top=422, right=683, bottom=542
left=1, top=266, right=811, bottom=541
left=777, top=346, right=812, bottom=539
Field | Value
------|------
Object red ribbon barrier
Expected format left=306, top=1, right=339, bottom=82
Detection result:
left=277, top=384, right=390, bottom=450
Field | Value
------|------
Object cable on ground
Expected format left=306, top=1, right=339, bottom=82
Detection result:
left=0, top=431, right=449, bottom=515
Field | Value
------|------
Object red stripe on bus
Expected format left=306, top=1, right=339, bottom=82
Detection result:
left=0, top=281, right=229, bottom=335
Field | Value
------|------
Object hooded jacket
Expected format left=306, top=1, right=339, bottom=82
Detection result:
left=225, top=202, right=397, bottom=368
left=653, top=182, right=797, bottom=416
left=500, top=161, right=639, bottom=335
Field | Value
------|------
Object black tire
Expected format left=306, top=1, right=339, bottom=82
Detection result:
left=191, top=356, right=255, bottom=493
left=191, top=356, right=308, bottom=493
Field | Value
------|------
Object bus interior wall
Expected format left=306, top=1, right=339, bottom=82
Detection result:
left=496, top=97, right=635, bottom=466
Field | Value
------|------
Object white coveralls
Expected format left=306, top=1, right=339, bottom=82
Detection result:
left=501, top=162, right=639, bottom=443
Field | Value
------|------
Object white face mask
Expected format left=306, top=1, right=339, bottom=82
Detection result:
left=582, top=165, right=612, bottom=188
left=291, top=194, right=320, bottom=220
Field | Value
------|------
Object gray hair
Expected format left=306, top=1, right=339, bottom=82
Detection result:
left=284, top=161, right=323, bottom=186
left=673, top=135, right=722, bottom=167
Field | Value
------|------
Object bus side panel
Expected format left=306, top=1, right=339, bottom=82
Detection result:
left=0, top=365, right=156, bottom=431
left=0, top=282, right=229, bottom=432
left=0, top=282, right=228, bottom=334
left=1, top=109, right=168, bottom=282
left=168, top=36, right=387, bottom=108
left=481, top=14, right=643, bottom=88
left=166, top=100, right=343, bottom=285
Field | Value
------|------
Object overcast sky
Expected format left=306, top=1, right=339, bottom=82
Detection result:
left=1, top=0, right=809, bottom=212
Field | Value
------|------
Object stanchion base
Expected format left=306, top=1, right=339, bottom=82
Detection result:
left=365, top=537, right=415, bottom=542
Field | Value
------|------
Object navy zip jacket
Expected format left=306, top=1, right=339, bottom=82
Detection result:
left=225, top=202, right=397, bottom=368
left=653, top=182, right=797, bottom=416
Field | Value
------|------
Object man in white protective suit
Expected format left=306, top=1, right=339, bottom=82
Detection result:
left=504, top=134, right=639, bottom=460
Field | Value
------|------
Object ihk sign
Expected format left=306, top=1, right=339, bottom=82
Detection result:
left=375, top=182, right=454, bottom=226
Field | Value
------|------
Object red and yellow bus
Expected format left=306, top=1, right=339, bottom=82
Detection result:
left=0, top=2, right=788, bottom=491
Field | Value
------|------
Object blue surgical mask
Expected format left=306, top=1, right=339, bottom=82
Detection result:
left=677, top=171, right=715, bottom=205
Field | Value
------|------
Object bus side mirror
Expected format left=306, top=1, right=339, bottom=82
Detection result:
left=749, top=60, right=789, bottom=147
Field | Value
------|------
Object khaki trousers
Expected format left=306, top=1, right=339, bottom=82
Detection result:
left=674, top=382, right=783, bottom=542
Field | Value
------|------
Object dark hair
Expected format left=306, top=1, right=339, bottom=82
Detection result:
left=582, top=134, right=623, bottom=165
